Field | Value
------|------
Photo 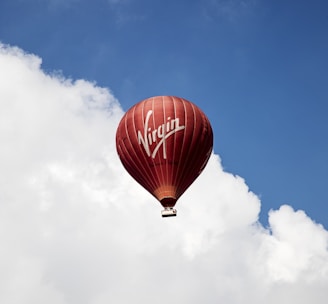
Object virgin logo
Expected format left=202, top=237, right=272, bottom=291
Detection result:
left=137, top=110, right=185, bottom=159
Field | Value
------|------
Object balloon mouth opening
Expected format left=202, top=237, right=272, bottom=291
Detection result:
left=160, top=197, right=177, bottom=208
left=154, top=185, right=177, bottom=207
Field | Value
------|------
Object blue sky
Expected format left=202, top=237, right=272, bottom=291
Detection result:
left=1, top=0, right=327, bottom=228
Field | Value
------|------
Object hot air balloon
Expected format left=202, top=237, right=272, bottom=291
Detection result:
left=116, top=96, right=213, bottom=217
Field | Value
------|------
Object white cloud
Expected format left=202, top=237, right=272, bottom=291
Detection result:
left=0, top=43, right=327, bottom=304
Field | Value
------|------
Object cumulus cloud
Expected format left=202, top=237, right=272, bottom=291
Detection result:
left=0, top=43, right=327, bottom=304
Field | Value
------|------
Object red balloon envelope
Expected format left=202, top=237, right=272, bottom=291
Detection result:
left=116, top=96, right=213, bottom=217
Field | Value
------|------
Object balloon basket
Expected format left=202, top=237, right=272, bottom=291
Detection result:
left=161, top=207, right=177, bottom=217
